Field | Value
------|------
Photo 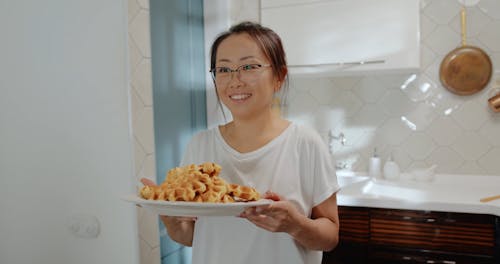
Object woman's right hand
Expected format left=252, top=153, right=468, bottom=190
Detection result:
left=139, top=177, right=196, bottom=246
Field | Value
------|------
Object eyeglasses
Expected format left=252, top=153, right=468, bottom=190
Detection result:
left=210, top=64, right=271, bottom=84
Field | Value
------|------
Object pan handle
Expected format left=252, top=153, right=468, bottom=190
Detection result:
left=461, top=6, right=467, bottom=46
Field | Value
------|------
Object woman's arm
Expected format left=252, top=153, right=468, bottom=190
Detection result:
left=140, top=178, right=195, bottom=247
left=241, top=192, right=340, bottom=251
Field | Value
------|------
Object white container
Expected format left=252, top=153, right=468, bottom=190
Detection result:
left=368, top=148, right=381, bottom=179
left=383, top=155, right=400, bottom=181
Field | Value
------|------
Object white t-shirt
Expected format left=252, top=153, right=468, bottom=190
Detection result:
left=181, top=123, right=339, bottom=264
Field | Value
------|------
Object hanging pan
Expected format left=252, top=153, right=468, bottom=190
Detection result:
left=439, top=6, right=492, bottom=95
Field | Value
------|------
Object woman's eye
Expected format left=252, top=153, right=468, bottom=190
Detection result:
left=242, top=64, right=259, bottom=71
left=217, top=67, right=231, bottom=73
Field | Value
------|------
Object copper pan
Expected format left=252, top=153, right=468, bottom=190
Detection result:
left=439, top=6, right=492, bottom=96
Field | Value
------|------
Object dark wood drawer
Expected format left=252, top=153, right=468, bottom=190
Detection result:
left=338, top=206, right=370, bottom=243
left=368, top=245, right=496, bottom=264
left=370, top=208, right=496, bottom=256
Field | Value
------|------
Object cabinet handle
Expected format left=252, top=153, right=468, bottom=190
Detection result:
left=402, top=256, right=412, bottom=261
left=425, top=260, right=456, bottom=264
left=288, top=59, right=385, bottom=68
left=425, top=218, right=436, bottom=223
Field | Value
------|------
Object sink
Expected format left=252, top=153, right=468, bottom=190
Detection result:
left=336, top=173, right=500, bottom=216
left=337, top=174, right=498, bottom=203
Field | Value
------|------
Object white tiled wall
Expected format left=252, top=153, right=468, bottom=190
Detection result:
left=229, top=0, right=500, bottom=176
left=127, top=1, right=160, bottom=264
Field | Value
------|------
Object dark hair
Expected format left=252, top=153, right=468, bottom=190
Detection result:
left=209, top=21, right=289, bottom=118
left=210, top=21, right=288, bottom=83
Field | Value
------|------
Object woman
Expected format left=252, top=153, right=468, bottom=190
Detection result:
left=145, top=21, right=339, bottom=264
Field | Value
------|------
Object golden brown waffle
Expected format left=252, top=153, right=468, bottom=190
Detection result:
left=139, top=162, right=260, bottom=203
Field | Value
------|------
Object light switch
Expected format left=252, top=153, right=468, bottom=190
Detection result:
left=67, top=214, right=100, bottom=238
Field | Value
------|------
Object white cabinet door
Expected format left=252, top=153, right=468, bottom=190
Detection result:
left=261, top=0, right=420, bottom=76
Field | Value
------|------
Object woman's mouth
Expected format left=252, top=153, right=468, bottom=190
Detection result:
left=229, top=93, right=251, bottom=101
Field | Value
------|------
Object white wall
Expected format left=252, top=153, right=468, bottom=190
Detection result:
left=0, top=1, right=139, bottom=264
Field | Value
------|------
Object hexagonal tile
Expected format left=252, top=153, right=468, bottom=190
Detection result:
left=289, top=76, right=315, bottom=92
left=351, top=104, right=387, bottom=128
left=137, top=0, right=149, bottom=9
left=352, top=76, right=387, bottom=103
left=377, top=73, right=416, bottom=90
left=310, top=105, right=346, bottom=133
left=128, top=0, right=141, bottom=22
left=425, top=25, right=461, bottom=55
left=138, top=207, right=159, bottom=248
left=478, top=20, right=500, bottom=52
left=479, top=0, right=500, bottom=20
left=451, top=131, right=491, bottom=160
left=132, top=59, right=153, bottom=106
left=131, top=86, right=145, bottom=124
left=420, top=44, right=438, bottom=70
left=134, top=106, right=156, bottom=154
left=128, top=37, right=143, bottom=75
left=329, top=76, right=361, bottom=90
left=451, top=100, right=488, bottom=130
left=420, top=13, right=437, bottom=40
left=425, top=147, right=464, bottom=173
left=379, top=89, right=416, bottom=117
left=478, top=147, right=500, bottom=175
left=402, top=132, right=436, bottom=160
left=133, top=137, right=146, bottom=176
left=129, top=9, right=151, bottom=58
left=423, top=0, right=460, bottom=25
left=426, top=115, right=462, bottom=146
left=143, top=154, right=157, bottom=179
left=377, top=117, right=412, bottom=145
left=479, top=119, right=500, bottom=146
left=423, top=58, right=441, bottom=84
left=405, top=102, right=438, bottom=131
left=286, top=90, right=320, bottom=119
left=427, top=91, right=464, bottom=116
left=308, top=79, right=336, bottom=105
left=402, top=74, right=438, bottom=102
left=455, top=161, right=486, bottom=175
left=386, top=147, right=413, bottom=172
left=329, top=90, right=363, bottom=118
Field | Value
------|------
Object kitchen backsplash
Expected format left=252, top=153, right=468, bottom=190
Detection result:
left=231, top=0, right=500, bottom=175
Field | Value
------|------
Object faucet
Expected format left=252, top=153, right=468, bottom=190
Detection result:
left=329, top=130, right=346, bottom=146
left=335, top=161, right=349, bottom=170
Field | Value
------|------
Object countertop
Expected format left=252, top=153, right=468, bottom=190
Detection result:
left=336, top=172, right=500, bottom=217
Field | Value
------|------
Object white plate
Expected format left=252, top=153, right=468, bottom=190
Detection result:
left=122, top=195, right=272, bottom=216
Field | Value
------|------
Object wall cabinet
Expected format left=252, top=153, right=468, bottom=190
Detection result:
left=323, top=206, right=500, bottom=264
left=260, top=0, right=420, bottom=76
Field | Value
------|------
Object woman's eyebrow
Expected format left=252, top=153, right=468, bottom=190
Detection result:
left=217, top=56, right=258, bottom=64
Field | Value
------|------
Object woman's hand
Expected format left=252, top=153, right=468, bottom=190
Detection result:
left=139, top=177, right=196, bottom=246
left=239, top=191, right=302, bottom=234
left=240, top=191, right=340, bottom=251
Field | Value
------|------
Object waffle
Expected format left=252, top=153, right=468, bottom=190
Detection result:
left=139, top=162, right=260, bottom=203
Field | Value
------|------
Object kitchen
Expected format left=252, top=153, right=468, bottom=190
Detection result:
left=1, top=0, right=499, bottom=264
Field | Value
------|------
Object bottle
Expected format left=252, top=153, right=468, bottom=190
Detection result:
left=368, top=148, right=381, bottom=180
left=383, top=153, right=400, bottom=181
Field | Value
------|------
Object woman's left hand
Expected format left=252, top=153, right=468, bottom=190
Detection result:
left=239, top=191, right=302, bottom=234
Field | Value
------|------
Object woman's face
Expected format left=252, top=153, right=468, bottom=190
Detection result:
left=214, top=33, right=280, bottom=120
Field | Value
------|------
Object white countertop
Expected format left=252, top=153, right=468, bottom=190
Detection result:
left=336, top=172, right=500, bottom=217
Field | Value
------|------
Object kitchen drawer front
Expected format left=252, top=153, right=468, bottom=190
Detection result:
left=370, top=208, right=496, bottom=255
left=338, top=206, right=370, bottom=243
left=368, top=245, right=496, bottom=264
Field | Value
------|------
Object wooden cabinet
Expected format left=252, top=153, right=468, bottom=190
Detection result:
left=323, top=206, right=499, bottom=264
